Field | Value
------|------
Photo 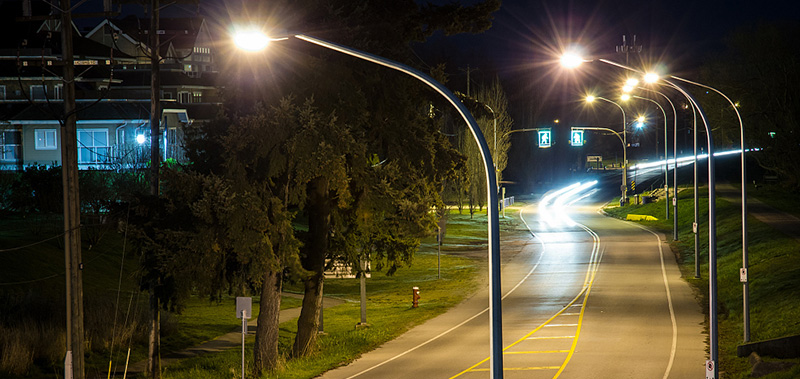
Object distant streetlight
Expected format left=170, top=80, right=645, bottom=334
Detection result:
left=632, top=95, right=670, bottom=220
left=638, top=87, right=680, bottom=240
left=235, top=29, right=504, bottom=377
left=585, top=95, right=628, bottom=202
left=564, top=52, right=720, bottom=378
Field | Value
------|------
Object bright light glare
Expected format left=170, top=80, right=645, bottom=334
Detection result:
left=585, top=95, right=596, bottom=103
left=621, top=94, right=631, bottom=101
left=635, top=122, right=644, bottom=129
left=644, top=72, right=660, bottom=83
left=637, top=116, right=645, bottom=122
left=539, top=181, right=598, bottom=228
left=560, top=53, right=584, bottom=68
left=136, top=134, right=146, bottom=144
left=234, top=30, right=270, bottom=52
left=622, top=85, right=634, bottom=93
left=625, top=78, right=640, bottom=86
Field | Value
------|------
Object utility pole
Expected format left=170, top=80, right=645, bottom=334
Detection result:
left=616, top=35, right=642, bottom=66
left=60, top=0, right=84, bottom=377
left=460, top=65, right=477, bottom=97
left=147, top=0, right=162, bottom=377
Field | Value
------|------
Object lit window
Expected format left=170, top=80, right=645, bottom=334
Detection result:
left=35, top=129, right=57, bottom=150
left=77, top=129, right=110, bottom=164
left=1, top=129, right=21, bottom=161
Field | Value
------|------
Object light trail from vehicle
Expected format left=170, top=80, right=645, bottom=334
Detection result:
left=628, top=147, right=759, bottom=171
left=539, top=181, right=598, bottom=228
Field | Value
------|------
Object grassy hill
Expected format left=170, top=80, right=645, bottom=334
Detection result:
left=604, top=184, right=800, bottom=378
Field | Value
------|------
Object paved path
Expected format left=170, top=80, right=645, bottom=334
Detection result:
left=121, top=292, right=344, bottom=375
left=717, top=183, right=800, bottom=243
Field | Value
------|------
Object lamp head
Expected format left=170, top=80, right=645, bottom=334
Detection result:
left=644, top=72, right=660, bottom=84
left=620, top=94, right=631, bottom=101
left=560, top=53, right=584, bottom=68
left=585, top=95, right=596, bottom=103
left=233, top=29, right=270, bottom=52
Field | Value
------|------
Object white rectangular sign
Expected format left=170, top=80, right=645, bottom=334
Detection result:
left=236, top=297, right=252, bottom=319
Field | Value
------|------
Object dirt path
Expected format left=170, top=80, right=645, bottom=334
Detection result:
left=120, top=293, right=345, bottom=376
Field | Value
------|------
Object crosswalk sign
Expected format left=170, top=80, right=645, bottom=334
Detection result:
left=538, top=129, right=552, bottom=148
left=570, top=128, right=584, bottom=146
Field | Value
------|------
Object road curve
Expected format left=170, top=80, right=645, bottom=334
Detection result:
left=318, top=191, right=705, bottom=378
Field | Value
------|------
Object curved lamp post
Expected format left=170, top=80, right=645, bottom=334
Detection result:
left=563, top=53, right=720, bottom=378
left=631, top=94, right=670, bottom=219
left=671, top=76, right=750, bottom=342
left=236, top=30, right=504, bottom=377
left=586, top=95, right=628, bottom=202
left=638, top=88, right=680, bottom=241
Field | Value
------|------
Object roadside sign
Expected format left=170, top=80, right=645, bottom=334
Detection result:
left=570, top=128, right=584, bottom=146
left=740, top=268, right=748, bottom=283
left=586, top=155, right=602, bottom=163
left=236, top=297, right=252, bottom=319
left=705, top=359, right=716, bottom=379
left=538, top=129, right=551, bottom=148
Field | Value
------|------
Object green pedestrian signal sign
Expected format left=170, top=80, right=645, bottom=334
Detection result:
left=538, top=129, right=552, bottom=148
left=570, top=128, right=584, bottom=146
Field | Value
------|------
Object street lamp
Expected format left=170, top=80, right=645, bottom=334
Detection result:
left=671, top=76, right=750, bottom=342
left=483, top=103, right=500, bottom=194
left=638, top=87, right=680, bottom=241
left=564, top=53, right=720, bottom=378
left=631, top=95, right=670, bottom=220
left=235, top=29, right=504, bottom=377
left=586, top=95, right=628, bottom=202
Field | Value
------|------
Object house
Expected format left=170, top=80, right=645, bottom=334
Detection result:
left=0, top=1, right=220, bottom=172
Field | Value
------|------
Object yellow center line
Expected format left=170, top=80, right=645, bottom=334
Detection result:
left=552, top=244, right=603, bottom=379
left=449, top=215, right=604, bottom=379
left=504, top=350, right=571, bottom=354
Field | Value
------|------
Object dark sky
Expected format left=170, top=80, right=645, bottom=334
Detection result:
left=427, top=0, right=800, bottom=191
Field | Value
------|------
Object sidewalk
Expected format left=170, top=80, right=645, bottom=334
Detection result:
left=717, top=183, right=800, bottom=243
left=121, top=292, right=344, bottom=375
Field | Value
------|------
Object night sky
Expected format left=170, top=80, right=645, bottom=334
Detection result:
left=431, top=0, right=800, bottom=192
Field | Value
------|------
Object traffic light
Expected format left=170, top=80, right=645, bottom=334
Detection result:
left=538, top=129, right=551, bottom=148
left=570, top=128, right=584, bottom=146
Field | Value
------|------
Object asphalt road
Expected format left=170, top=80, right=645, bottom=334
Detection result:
left=318, top=185, right=704, bottom=379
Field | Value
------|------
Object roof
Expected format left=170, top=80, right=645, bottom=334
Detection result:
left=1, top=100, right=218, bottom=123
left=96, top=16, right=205, bottom=55
left=7, top=101, right=152, bottom=122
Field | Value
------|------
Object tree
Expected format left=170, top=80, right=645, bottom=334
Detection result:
left=700, top=21, right=800, bottom=187
left=222, top=0, right=500, bottom=358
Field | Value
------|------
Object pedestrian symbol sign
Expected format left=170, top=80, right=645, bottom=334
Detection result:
left=538, top=129, right=552, bottom=148
left=570, top=128, right=584, bottom=146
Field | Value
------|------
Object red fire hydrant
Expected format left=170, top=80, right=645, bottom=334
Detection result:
left=412, top=286, right=420, bottom=308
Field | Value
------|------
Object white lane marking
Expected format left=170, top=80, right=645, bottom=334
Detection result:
left=627, top=223, right=679, bottom=379
left=342, top=204, right=546, bottom=379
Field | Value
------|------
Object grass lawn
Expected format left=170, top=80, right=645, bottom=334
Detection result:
left=153, top=249, right=481, bottom=379
left=134, top=207, right=517, bottom=379
left=605, top=186, right=800, bottom=378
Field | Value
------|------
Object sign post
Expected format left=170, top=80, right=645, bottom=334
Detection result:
left=236, top=297, right=252, bottom=379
